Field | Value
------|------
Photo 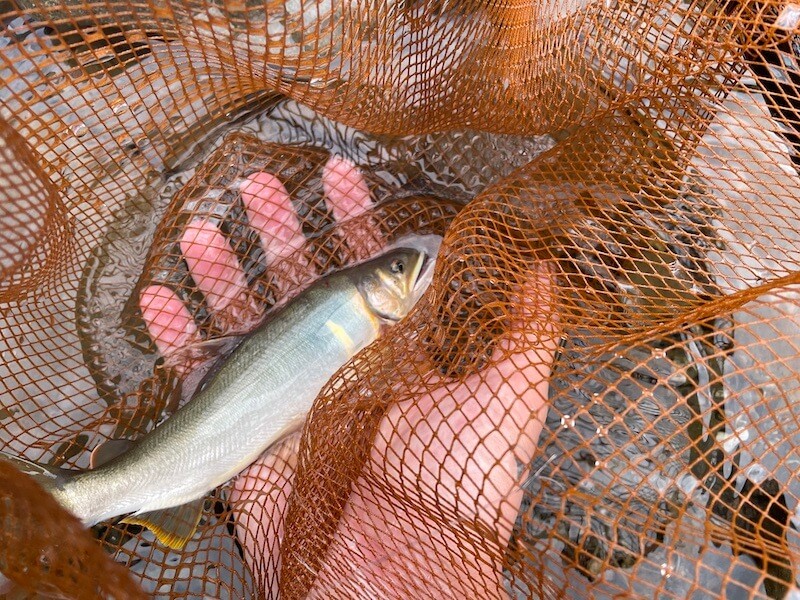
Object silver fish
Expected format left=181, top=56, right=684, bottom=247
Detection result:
left=2, top=246, right=432, bottom=549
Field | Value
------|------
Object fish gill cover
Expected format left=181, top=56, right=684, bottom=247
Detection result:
left=1, top=0, right=800, bottom=598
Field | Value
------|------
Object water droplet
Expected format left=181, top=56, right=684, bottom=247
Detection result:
left=653, top=349, right=666, bottom=359
left=660, top=562, right=672, bottom=578
left=560, top=415, right=576, bottom=429
left=71, top=123, right=88, bottom=138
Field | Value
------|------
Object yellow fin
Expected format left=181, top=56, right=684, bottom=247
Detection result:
left=122, top=498, right=205, bottom=550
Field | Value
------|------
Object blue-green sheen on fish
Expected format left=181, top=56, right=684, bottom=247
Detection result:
left=1, top=246, right=432, bottom=549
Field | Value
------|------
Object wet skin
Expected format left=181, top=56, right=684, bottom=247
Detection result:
left=139, top=155, right=558, bottom=598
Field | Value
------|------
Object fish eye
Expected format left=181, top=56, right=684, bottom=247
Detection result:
left=390, top=259, right=405, bottom=274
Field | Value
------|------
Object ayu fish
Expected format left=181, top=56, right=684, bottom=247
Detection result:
left=1, top=246, right=432, bottom=550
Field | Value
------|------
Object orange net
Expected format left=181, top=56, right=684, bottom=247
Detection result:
left=2, top=0, right=800, bottom=597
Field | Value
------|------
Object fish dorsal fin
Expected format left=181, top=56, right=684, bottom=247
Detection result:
left=89, top=438, right=135, bottom=469
left=121, top=499, right=206, bottom=551
left=163, top=336, right=243, bottom=371
left=163, top=335, right=245, bottom=396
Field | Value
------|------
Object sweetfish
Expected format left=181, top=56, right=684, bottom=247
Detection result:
left=1, top=245, right=432, bottom=549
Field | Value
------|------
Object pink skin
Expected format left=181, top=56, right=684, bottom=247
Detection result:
left=241, top=172, right=309, bottom=267
left=139, top=155, right=556, bottom=597
left=323, top=155, right=382, bottom=260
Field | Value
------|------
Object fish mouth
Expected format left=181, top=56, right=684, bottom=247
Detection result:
left=417, top=252, right=432, bottom=284
left=410, top=250, right=436, bottom=302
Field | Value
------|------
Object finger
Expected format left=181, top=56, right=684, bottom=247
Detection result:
left=180, top=219, right=252, bottom=315
left=180, top=218, right=264, bottom=335
left=240, top=173, right=307, bottom=265
left=139, top=284, right=198, bottom=358
left=322, top=156, right=383, bottom=260
left=322, top=156, right=372, bottom=220
left=230, top=433, right=300, bottom=599
left=240, top=172, right=312, bottom=298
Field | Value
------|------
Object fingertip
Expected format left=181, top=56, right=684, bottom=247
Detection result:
left=241, top=172, right=291, bottom=209
left=139, top=284, right=197, bottom=356
left=322, top=155, right=373, bottom=221
left=323, top=156, right=384, bottom=259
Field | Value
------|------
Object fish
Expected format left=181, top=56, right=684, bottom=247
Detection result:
left=0, top=245, right=433, bottom=550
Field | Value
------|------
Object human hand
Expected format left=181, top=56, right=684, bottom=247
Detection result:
left=140, top=154, right=379, bottom=370
left=139, top=154, right=558, bottom=598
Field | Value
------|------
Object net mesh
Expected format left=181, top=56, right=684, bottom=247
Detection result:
left=1, top=0, right=800, bottom=597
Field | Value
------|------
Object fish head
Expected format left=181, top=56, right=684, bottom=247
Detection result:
left=350, top=247, right=431, bottom=322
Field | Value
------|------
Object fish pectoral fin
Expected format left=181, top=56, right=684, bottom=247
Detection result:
left=122, top=498, right=206, bottom=551
left=89, top=438, right=135, bottom=469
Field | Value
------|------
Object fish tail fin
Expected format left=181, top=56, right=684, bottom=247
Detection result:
left=1, top=449, right=206, bottom=551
